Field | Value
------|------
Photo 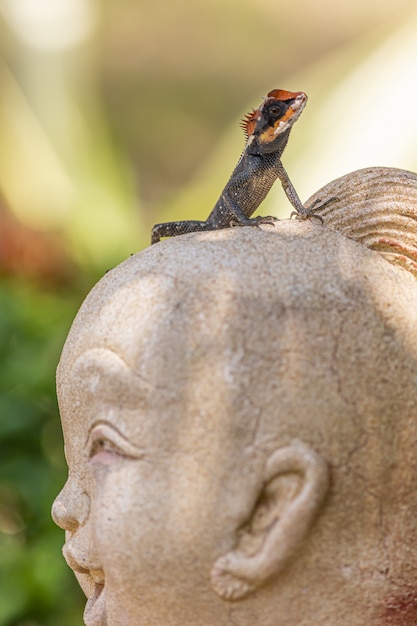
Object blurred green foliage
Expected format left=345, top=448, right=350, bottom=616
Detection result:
left=0, top=281, right=85, bottom=625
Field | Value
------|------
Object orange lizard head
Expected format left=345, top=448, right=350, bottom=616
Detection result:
left=241, top=89, right=307, bottom=152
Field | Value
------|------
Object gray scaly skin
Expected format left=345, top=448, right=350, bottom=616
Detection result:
left=151, top=89, right=319, bottom=245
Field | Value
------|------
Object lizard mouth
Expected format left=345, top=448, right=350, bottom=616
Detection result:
left=285, top=92, right=307, bottom=125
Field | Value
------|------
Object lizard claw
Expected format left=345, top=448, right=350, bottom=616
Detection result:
left=255, top=215, right=279, bottom=229
left=254, top=215, right=279, bottom=224
left=310, top=196, right=340, bottom=211
left=229, top=215, right=278, bottom=228
left=290, top=197, right=340, bottom=224
left=291, top=208, right=324, bottom=224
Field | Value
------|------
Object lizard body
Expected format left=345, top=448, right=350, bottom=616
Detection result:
left=151, top=89, right=315, bottom=244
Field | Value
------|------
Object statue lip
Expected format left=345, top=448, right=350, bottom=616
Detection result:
left=62, top=543, right=107, bottom=624
left=84, top=582, right=106, bottom=626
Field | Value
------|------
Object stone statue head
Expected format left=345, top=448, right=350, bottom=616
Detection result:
left=52, top=222, right=417, bottom=625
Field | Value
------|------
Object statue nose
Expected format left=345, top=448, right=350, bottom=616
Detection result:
left=51, top=497, right=78, bottom=532
left=51, top=481, right=90, bottom=531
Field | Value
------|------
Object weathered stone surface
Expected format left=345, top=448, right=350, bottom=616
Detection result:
left=52, top=221, right=417, bottom=625
left=308, top=167, right=417, bottom=278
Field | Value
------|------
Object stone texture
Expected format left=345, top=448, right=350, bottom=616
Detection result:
left=307, top=167, right=417, bottom=278
left=52, top=220, right=417, bottom=626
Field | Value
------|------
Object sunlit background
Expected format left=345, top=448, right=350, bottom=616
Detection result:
left=1, top=1, right=416, bottom=624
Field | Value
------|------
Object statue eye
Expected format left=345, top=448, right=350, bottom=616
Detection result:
left=87, top=422, right=144, bottom=466
left=89, top=442, right=122, bottom=466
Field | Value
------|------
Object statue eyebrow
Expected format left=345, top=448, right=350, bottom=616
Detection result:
left=72, top=348, right=156, bottom=409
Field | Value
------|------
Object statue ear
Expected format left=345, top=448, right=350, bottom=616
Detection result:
left=210, top=442, right=329, bottom=601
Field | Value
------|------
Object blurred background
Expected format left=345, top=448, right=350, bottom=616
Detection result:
left=1, top=0, right=417, bottom=624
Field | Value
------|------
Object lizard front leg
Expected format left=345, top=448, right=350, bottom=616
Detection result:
left=277, top=162, right=339, bottom=221
left=276, top=162, right=323, bottom=222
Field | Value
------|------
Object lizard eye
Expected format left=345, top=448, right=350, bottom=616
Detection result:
left=268, top=104, right=284, bottom=118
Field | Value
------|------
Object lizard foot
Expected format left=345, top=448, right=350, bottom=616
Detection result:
left=254, top=215, right=279, bottom=225
left=229, top=215, right=278, bottom=228
left=291, top=208, right=324, bottom=224
left=310, top=196, right=340, bottom=212
left=291, top=196, right=340, bottom=224
left=290, top=196, right=340, bottom=224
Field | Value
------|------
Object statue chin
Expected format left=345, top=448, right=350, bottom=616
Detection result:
left=52, top=205, right=417, bottom=625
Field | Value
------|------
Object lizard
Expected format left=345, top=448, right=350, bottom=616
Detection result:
left=151, top=88, right=322, bottom=245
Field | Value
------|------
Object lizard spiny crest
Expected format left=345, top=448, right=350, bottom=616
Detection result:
left=240, top=108, right=258, bottom=139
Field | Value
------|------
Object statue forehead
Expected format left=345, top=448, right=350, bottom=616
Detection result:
left=59, top=224, right=417, bottom=397
left=56, top=225, right=417, bottom=477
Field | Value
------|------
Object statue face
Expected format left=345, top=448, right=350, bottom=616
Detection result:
left=52, top=342, right=261, bottom=626
left=52, top=225, right=417, bottom=626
